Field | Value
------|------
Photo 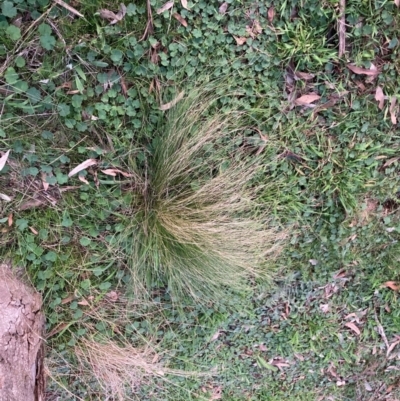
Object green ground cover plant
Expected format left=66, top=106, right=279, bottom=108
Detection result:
left=1, top=0, right=400, bottom=400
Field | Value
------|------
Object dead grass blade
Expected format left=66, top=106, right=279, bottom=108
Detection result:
left=159, top=90, right=185, bottom=110
left=53, top=0, right=84, bottom=18
left=390, top=96, right=397, bottom=125
left=140, top=0, right=154, bottom=41
left=68, top=159, right=97, bottom=177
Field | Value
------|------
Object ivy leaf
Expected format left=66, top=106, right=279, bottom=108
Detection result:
left=5, top=67, right=19, bottom=85
left=2, top=1, right=17, bottom=18
left=6, top=25, right=21, bottom=41
left=58, top=103, right=71, bottom=116
left=26, top=87, right=42, bottom=104
left=110, top=49, right=123, bottom=62
left=40, top=34, right=56, bottom=50
left=38, top=23, right=52, bottom=36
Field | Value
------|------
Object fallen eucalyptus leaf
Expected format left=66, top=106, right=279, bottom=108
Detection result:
left=68, top=159, right=97, bottom=177
left=159, top=91, right=185, bottom=110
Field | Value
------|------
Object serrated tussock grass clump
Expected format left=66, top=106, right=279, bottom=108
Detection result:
left=120, top=85, right=286, bottom=300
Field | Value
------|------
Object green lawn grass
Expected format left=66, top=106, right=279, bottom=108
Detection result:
left=1, top=0, right=400, bottom=400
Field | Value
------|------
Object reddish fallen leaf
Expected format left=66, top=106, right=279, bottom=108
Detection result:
left=0, top=150, right=11, bottom=171
left=233, top=36, right=247, bottom=45
left=77, top=298, right=89, bottom=306
left=157, top=1, right=174, bottom=14
left=68, top=159, right=97, bottom=177
left=344, top=322, right=361, bottom=335
left=8, top=213, right=13, bottom=227
left=375, top=86, right=385, bottom=110
left=390, top=96, right=397, bottom=125
left=395, top=0, right=400, bottom=7
left=29, top=226, right=38, bottom=235
left=181, top=0, right=189, bottom=10
left=219, top=2, right=228, bottom=14
left=267, top=6, right=275, bottom=22
left=347, top=64, right=380, bottom=76
left=294, top=93, right=320, bottom=106
left=159, top=90, right=185, bottom=110
left=173, top=13, right=188, bottom=27
left=382, top=281, right=400, bottom=291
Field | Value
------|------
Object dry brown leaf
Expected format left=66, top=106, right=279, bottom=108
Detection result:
left=105, top=291, right=119, bottom=301
left=101, top=168, right=134, bottom=178
left=387, top=340, right=400, bottom=356
left=159, top=90, right=185, bottom=110
left=120, top=76, right=128, bottom=96
left=347, top=64, right=380, bottom=76
left=78, top=175, right=90, bottom=185
left=61, top=295, right=75, bottom=304
left=7, top=213, right=13, bottom=227
left=233, top=36, right=247, bottom=45
left=210, top=331, right=221, bottom=342
left=295, top=71, right=315, bottom=80
left=375, top=86, right=385, bottom=110
left=382, top=281, right=400, bottom=291
left=54, top=0, right=84, bottom=18
left=0, top=193, right=11, bottom=202
left=99, top=3, right=126, bottom=24
left=390, top=96, right=397, bottom=125
left=383, top=157, right=400, bottom=167
left=99, top=9, right=118, bottom=20
left=267, top=6, right=275, bottom=22
left=294, top=94, right=320, bottom=106
left=68, top=159, right=97, bottom=177
left=219, top=2, right=228, bottom=14
left=173, top=13, right=188, bottom=27
left=157, top=1, right=174, bottom=14
left=181, top=0, right=189, bottom=10
left=344, top=322, right=361, bottom=335
left=77, top=298, right=90, bottom=306
left=46, top=322, right=69, bottom=339
left=41, top=173, right=50, bottom=191
left=29, top=226, right=38, bottom=235
left=210, top=386, right=222, bottom=400
left=0, top=150, right=11, bottom=171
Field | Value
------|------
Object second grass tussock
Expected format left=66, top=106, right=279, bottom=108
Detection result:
left=119, top=84, right=286, bottom=300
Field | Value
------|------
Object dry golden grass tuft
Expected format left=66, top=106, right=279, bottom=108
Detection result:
left=119, top=85, right=287, bottom=300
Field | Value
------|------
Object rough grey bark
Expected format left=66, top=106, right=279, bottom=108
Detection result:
left=0, top=263, right=45, bottom=401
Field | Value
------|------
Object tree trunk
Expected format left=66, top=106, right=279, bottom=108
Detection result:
left=0, top=263, right=45, bottom=401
